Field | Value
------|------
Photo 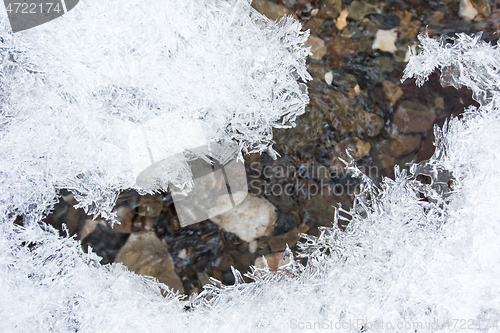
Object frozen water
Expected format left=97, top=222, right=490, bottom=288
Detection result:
left=1, top=2, right=500, bottom=331
left=0, top=0, right=311, bottom=221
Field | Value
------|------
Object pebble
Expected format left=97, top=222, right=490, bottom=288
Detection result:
left=336, top=8, right=348, bottom=31
left=251, top=0, right=294, bottom=21
left=347, top=1, right=379, bottom=21
left=325, top=35, right=358, bottom=68
left=330, top=137, right=371, bottom=171
left=268, top=228, right=301, bottom=252
left=210, top=194, right=277, bottom=242
left=459, top=0, right=479, bottom=20
left=378, top=134, right=422, bottom=158
left=393, top=101, right=436, bottom=133
left=372, top=28, right=398, bottom=53
left=305, top=35, right=327, bottom=60
left=114, top=232, right=184, bottom=293
left=254, top=252, right=291, bottom=271
left=382, top=80, right=403, bottom=107
left=324, top=71, right=333, bottom=85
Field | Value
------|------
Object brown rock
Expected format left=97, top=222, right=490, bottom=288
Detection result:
left=111, top=206, right=133, bottom=233
left=319, top=0, right=342, bottom=19
left=254, top=252, right=291, bottom=271
left=378, top=134, right=422, bottom=158
left=347, top=1, right=379, bottom=20
left=330, top=137, right=371, bottom=171
left=268, top=228, right=301, bottom=252
left=251, top=0, right=294, bottom=21
left=325, top=36, right=358, bottom=68
left=115, top=232, right=184, bottom=293
left=378, top=154, right=395, bottom=169
left=305, top=35, right=327, bottom=60
left=393, top=101, right=436, bottom=133
left=138, top=195, right=163, bottom=218
left=382, top=81, right=403, bottom=107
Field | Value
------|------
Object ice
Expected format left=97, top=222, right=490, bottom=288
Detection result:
left=0, top=0, right=311, bottom=221
left=2, top=3, right=500, bottom=332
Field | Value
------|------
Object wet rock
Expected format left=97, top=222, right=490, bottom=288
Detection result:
left=114, top=231, right=184, bottom=293
left=324, top=71, right=333, bottom=85
left=395, top=11, right=420, bottom=42
left=347, top=1, right=380, bottom=21
left=111, top=206, right=133, bottom=233
left=268, top=228, right=301, bottom=252
left=325, top=35, right=358, bottom=68
left=319, top=0, right=341, bottom=19
left=336, top=8, right=348, bottom=31
left=138, top=195, right=163, bottom=218
left=251, top=0, right=294, bottom=21
left=254, top=252, right=291, bottom=271
left=382, top=80, right=403, bottom=107
left=365, top=57, right=394, bottom=83
left=305, top=35, right=327, bottom=60
left=378, top=133, right=422, bottom=158
left=459, top=0, right=478, bottom=20
left=393, top=101, right=436, bottom=133
left=372, top=28, right=398, bottom=53
left=210, top=194, right=277, bottom=242
left=307, top=62, right=325, bottom=81
left=302, top=187, right=352, bottom=229
left=330, top=137, right=371, bottom=171
left=82, top=223, right=129, bottom=264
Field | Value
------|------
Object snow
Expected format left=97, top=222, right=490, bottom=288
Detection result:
left=1, top=0, right=500, bottom=331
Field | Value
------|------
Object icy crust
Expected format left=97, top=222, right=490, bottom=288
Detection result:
left=0, top=0, right=310, bottom=220
left=2, top=30, right=500, bottom=333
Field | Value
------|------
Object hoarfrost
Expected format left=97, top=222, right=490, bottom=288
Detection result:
left=1, top=4, right=500, bottom=332
left=0, top=0, right=311, bottom=220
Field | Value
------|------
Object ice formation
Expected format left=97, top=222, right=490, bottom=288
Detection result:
left=0, top=0, right=311, bottom=221
left=1, top=1, right=500, bottom=331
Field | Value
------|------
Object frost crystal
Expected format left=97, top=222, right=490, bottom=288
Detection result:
left=0, top=0, right=311, bottom=221
left=2, top=6, right=500, bottom=333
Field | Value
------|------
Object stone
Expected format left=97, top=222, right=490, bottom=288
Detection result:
left=81, top=222, right=129, bottom=264
left=114, top=232, right=184, bottom=293
left=209, top=194, right=277, bottom=242
left=325, top=35, right=358, bottom=68
left=365, top=57, right=394, bottom=83
left=395, top=11, right=420, bottom=42
left=347, top=1, right=379, bottom=21
left=268, top=228, right=301, bottom=252
left=319, top=0, right=341, bottom=19
left=138, top=195, right=163, bottom=218
left=330, top=137, right=371, bottom=171
left=372, top=28, right=398, bottom=53
left=393, top=101, right=436, bottom=133
left=336, top=8, right=348, bottom=31
left=110, top=206, right=133, bottom=233
left=378, top=134, right=422, bottom=158
left=307, top=62, right=325, bottom=81
left=305, top=35, right=327, bottom=60
left=324, top=71, right=333, bottom=85
left=251, top=0, right=294, bottom=21
left=254, top=252, right=291, bottom=271
left=459, top=0, right=478, bottom=20
left=382, top=80, right=403, bottom=107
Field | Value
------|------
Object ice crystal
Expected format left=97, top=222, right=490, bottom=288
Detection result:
left=1, top=7, right=500, bottom=333
left=0, top=0, right=310, bottom=221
